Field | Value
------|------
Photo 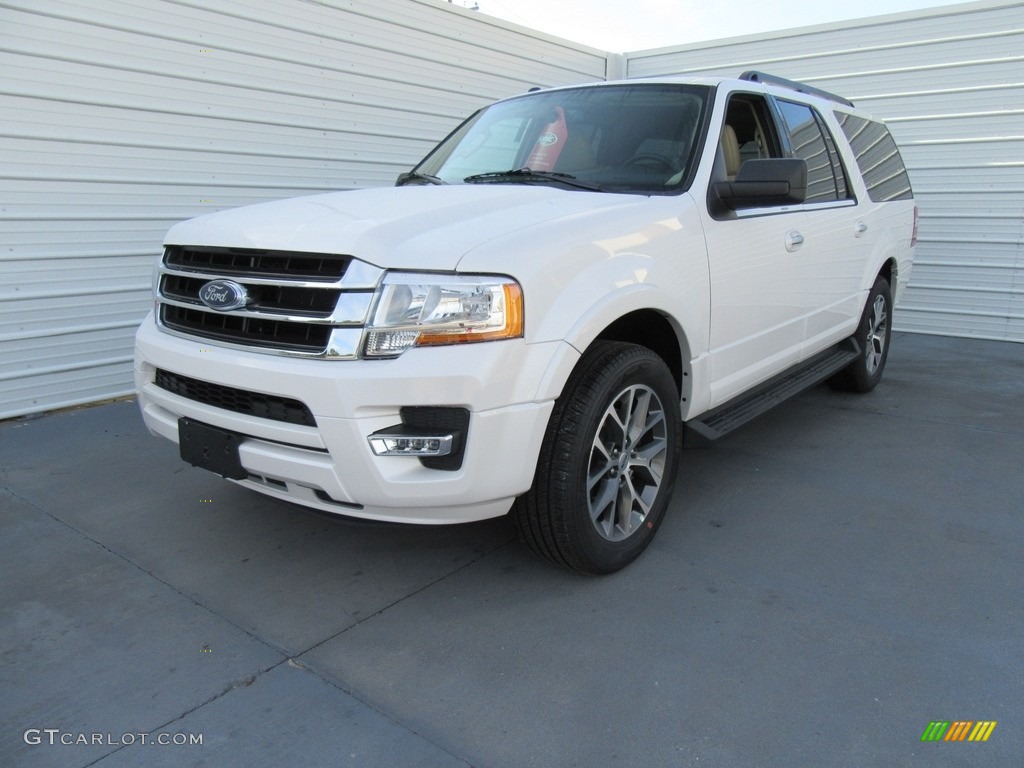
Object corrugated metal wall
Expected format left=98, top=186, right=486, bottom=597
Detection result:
left=626, top=0, right=1024, bottom=342
left=0, top=0, right=608, bottom=419
left=2, top=0, right=1020, bottom=419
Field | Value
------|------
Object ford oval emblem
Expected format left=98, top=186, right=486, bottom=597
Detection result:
left=198, top=280, right=249, bottom=311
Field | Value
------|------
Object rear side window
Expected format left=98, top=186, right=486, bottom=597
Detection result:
left=775, top=99, right=849, bottom=203
left=835, top=113, right=914, bottom=202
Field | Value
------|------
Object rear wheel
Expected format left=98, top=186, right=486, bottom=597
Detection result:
left=512, top=341, right=681, bottom=574
left=830, top=275, right=892, bottom=393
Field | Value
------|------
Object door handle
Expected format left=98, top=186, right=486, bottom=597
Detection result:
left=785, top=230, right=804, bottom=252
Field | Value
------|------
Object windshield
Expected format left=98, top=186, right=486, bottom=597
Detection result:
left=412, top=83, right=711, bottom=195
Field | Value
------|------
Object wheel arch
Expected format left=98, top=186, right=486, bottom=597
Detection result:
left=879, top=257, right=896, bottom=292
left=592, top=310, right=690, bottom=401
left=529, top=282, right=707, bottom=416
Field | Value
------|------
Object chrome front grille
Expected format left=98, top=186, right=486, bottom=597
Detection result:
left=156, top=246, right=383, bottom=358
left=161, top=273, right=339, bottom=316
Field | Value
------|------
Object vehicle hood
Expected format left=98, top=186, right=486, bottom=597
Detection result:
left=165, top=185, right=650, bottom=271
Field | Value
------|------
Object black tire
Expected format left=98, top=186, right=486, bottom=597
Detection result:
left=829, top=275, right=892, bottom=393
left=512, top=341, right=681, bottom=574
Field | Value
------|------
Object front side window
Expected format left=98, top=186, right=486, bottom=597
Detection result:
left=412, top=84, right=711, bottom=195
left=721, top=93, right=782, bottom=170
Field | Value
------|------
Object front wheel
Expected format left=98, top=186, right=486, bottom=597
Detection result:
left=830, top=275, right=892, bottom=393
left=512, top=341, right=681, bottom=574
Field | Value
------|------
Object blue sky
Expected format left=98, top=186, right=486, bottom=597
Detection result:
left=465, top=0, right=970, bottom=51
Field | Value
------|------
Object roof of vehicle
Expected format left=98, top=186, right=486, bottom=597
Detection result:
left=516, top=72, right=867, bottom=117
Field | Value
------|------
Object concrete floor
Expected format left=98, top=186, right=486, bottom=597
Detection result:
left=2, top=332, right=1021, bottom=767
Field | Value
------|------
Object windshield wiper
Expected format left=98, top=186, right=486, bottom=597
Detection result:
left=463, top=168, right=603, bottom=191
left=396, top=171, right=446, bottom=186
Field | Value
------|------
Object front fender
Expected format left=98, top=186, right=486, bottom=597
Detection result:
left=456, top=192, right=711, bottom=407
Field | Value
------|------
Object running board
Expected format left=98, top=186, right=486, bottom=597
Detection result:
left=684, top=339, right=861, bottom=447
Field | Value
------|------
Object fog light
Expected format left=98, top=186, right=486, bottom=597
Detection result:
left=368, top=427, right=454, bottom=457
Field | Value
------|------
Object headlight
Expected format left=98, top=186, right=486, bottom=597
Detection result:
left=363, top=273, right=524, bottom=357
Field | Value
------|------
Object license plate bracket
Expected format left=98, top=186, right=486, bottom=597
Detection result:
left=178, top=418, right=247, bottom=480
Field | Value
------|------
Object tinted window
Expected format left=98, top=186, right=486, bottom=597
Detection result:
left=835, top=113, right=914, bottom=202
left=776, top=100, right=849, bottom=203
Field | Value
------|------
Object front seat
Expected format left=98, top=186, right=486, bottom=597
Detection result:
left=720, top=124, right=741, bottom=180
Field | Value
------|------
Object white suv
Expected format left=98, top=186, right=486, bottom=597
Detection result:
left=135, top=71, right=917, bottom=573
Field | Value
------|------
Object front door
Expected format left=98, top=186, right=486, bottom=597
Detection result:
left=701, top=91, right=809, bottom=407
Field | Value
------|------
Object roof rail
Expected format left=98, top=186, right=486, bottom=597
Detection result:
left=739, top=71, right=854, bottom=108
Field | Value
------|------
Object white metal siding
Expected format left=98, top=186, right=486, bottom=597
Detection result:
left=3, top=0, right=1020, bottom=420
left=0, top=0, right=608, bottom=419
left=627, top=0, right=1024, bottom=342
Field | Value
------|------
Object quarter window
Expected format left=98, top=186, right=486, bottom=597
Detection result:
left=835, top=113, right=914, bottom=202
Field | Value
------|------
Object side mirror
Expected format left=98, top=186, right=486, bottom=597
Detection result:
left=713, top=159, right=807, bottom=209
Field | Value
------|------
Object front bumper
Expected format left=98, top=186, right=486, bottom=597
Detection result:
left=134, top=315, right=578, bottom=524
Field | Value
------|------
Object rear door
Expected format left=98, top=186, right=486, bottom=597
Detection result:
left=771, top=98, right=866, bottom=351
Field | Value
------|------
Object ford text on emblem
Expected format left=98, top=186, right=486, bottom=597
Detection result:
left=198, top=280, right=249, bottom=311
